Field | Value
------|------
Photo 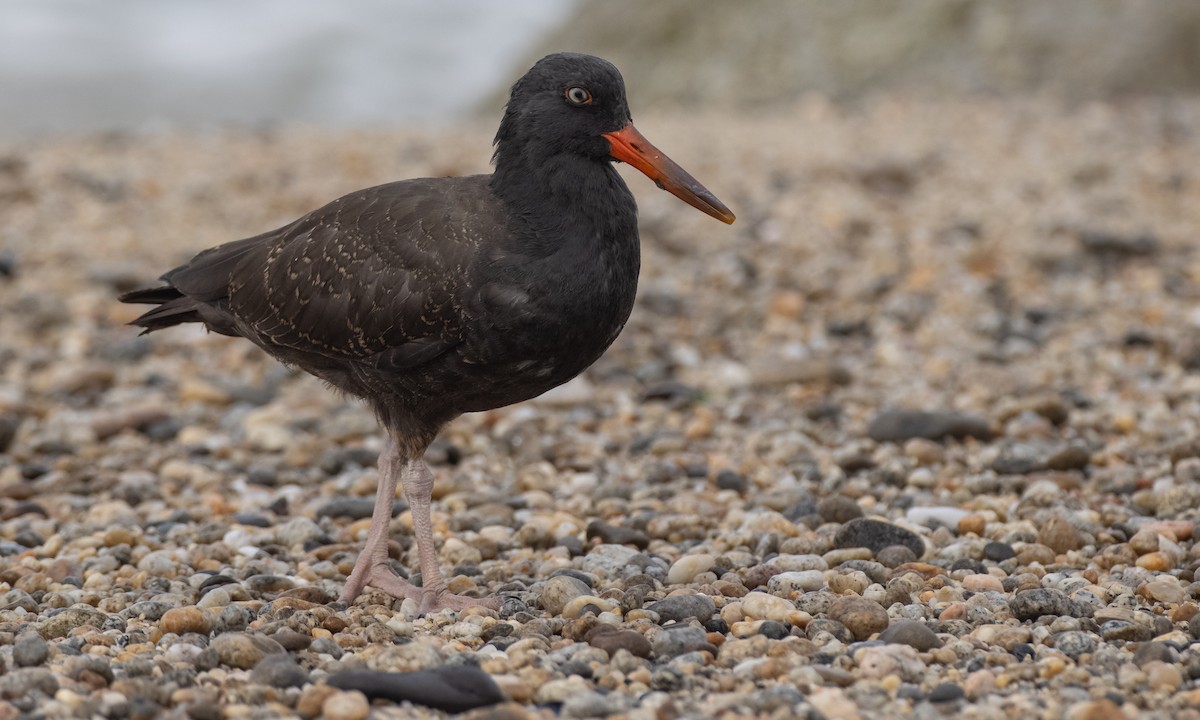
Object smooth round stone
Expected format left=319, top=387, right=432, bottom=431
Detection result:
left=928, top=682, right=965, bottom=703
left=249, top=654, right=310, bottom=689
left=644, top=593, right=717, bottom=623
left=13, top=630, right=49, bottom=667
left=905, top=507, right=970, bottom=528
left=1136, top=551, right=1175, bottom=572
left=273, top=517, right=325, bottom=548
left=826, top=571, right=870, bottom=595
left=136, top=550, right=178, bottom=576
left=828, top=596, right=889, bottom=640
left=769, top=554, right=828, bottom=573
left=854, top=644, right=926, bottom=681
left=580, top=544, right=640, bottom=578
left=540, top=575, right=591, bottom=616
left=322, top=690, right=370, bottom=720
left=766, top=571, right=825, bottom=595
left=211, top=632, right=286, bottom=670
left=982, top=541, right=1016, bottom=562
left=651, top=625, right=714, bottom=658
left=1146, top=661, right=1184, bottom=691
left=160, top=607, right=213, bottom=636
left=1038, top=517, right=1084, bottom=554
left=667, top=554, right=716, bottom=584
left=878, top=620, right=942, bottom=651
left=963, top=574, right=1004, bottom=593
left=740, top=591, right=797, bottom=624
left=823, top=548, right=873, bottom=566
left=584, top=626, right=651, bottom=658
left=877, top=545, right=918, bottom=568
left=1144, top=578, right=1188, bottom=604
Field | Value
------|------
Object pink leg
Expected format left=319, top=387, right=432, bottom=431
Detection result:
left=338, top=435, right=499, bottom=613
left=337, top=436, right=423, bottom=605
left=402, top=458, right=501, bottom=614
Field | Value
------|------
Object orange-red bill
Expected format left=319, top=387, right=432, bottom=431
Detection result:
left=603, top=123, right=735, bottom=224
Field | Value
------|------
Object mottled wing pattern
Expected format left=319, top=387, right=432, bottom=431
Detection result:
left=173, top=176, right=500, bottom=372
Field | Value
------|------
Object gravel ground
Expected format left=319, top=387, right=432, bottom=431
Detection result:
left=3, top=96, right=1200, bottom=719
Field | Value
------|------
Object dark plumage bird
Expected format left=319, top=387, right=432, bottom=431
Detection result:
left=121, top=53, right=734, bottom=613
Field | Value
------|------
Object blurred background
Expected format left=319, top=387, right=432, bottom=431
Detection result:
left=4, top=0, right=1200, bottom=137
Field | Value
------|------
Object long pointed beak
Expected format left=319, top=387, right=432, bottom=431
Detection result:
left=603, top=123, right=735, bottom=224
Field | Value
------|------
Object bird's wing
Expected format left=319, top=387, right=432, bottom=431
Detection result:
left=168, top=176, right=501, bottom=371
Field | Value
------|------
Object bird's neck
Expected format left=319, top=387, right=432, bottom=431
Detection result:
left=489, top=147, right=637, bottom=254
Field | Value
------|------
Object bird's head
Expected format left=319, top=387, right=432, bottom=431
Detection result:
left=495, top=52, right=735, bottom=225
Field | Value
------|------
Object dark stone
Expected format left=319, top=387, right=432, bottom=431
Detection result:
left=715, top=469, right=748, bottom=493
left=586, top=520, right=651, bottom=549
left=315, top=498, right=405, bottom=520
left=758, top=621, right=790, bottom=640
left=928, top=682, right=965, bottom=703
left=326, top=665, right=504, bottom=713
left=1012, top=643, right=1035, bottom=661
left=983, top=541, right=1016, bottom=561
left=867, top=409, right=993, bottom=443
left=548, top=568, right=595, bottom=588
left=645, top=594, right=716, bottom=624
left=0, top=414, right=20, bottom=454
left=640, top=381, right=701, bottom=406
left=249, top=654, right=310, bottom=688
left=834, top=518, right=924, bottom=558
left=1079, top=230, right=1159, bottom=258
left=877, top=620, right=942, bottom=651
left=584, top=625, right=652, bottom=658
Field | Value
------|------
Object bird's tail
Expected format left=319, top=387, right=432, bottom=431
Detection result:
left=119, top=286, right=203, bottom=334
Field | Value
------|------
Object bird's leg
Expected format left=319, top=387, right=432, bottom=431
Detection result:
left=337, top=436, right=423, bottom=605
left=402, top=458, right=502, bottom=613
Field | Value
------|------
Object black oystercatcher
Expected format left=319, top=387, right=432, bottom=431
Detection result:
left=121, top=53, right=734, bottom=613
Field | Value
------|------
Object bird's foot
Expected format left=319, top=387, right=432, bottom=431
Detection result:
left=416, top=586, right=503, bottom=615
left=338, top=561, right=423, bottom=606
left=339, top=562, right=501, bottom=615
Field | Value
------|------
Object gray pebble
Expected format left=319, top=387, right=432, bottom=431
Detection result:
left=877, top=620, right=942, bottom=651
left=834, top=518, right=925, bottom=558
left=540, top=575, right=591, bottom=615
left=586, top=520, right=651, bottom=549
left=645, top=594, right=716, bottom=623
left=651, top=625, right=715, bottom=658
left=1010, top=588, right=1092, bottom=620
left=249, top=653, right=310, bottom=688
left=1053, top=630, right=1098, bottom=659
left=1133, top=641, right=1177, bottom=665
left=867, top=409, right=993, bottom=443
left=38, top=605, right=109, bottom=639
left=13, top=630, right=50, bottom=667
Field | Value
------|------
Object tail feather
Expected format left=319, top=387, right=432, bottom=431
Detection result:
left=120, top=285, right=202, bottom=334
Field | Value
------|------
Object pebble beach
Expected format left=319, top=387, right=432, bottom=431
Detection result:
left=3, top=96, right=1200, bottom=718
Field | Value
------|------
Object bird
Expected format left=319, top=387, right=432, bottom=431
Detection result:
left=120, top=52, right=734, bottom=614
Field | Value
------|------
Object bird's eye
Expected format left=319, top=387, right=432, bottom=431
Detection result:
left=565, top=86, right=593, bottom=106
